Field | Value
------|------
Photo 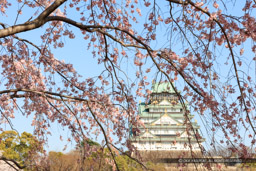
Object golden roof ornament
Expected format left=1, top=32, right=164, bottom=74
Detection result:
left=152, top=100, right=158, bottom=104
left=162, top=108, right=169, bottom=117
left=171, top=99, right=177, bottom=105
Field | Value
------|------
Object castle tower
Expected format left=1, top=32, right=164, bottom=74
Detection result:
left=130, top=82, right=204, bottom=151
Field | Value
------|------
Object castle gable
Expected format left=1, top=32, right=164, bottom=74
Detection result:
left=152, top=114, right=179, bottom=125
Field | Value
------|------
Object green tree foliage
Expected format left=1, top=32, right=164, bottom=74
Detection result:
left=0, top=130, right=42, bottom=168
left=83, top=139, right=100, bottom=147
left=115, top=155, right=166, bottom=171
left=47, top=151, right=79, bottom=171
left=78, top=138, right=101, bottom=149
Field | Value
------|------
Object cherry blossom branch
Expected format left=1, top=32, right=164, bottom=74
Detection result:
left=0, top=0, right=67, bottom=38
left=104, top=61, right=115, bottom=93
left=97, top=29, right=145, bottom=49
left=45, top=97, right=81, bottom=139
left=74, top=15, right=206, bottom=103
left=33, top=0, right=46, bottom=9
left=168, top=0, right=256, bottom=135
left=158, top=52, right=204, bottom=98
left=14, top=2, right=26, bottom=25
left=185, top=0, right=256, bottom=135
left=103, top=34, right=127, bottom=97
left=109, top=143, right=150, bottom=170
left=13, top=36, right=40, bottom=51
left=0, top=88, right=92, bottom=102
left=8, top=36, right=88, bottom=99
left=170, top=13, right=197, bottom=55
left=0, top=14, right=146, bottom=52
left=60, top=96, right=87, bottom=142
left=11, top=91, right=76, bottom=102
left=86, top=101, right=120, bottom=171
left=0, top=108, right=19, bottom=133
left=166, top=0, right=188, bottom=5
left=0, top=157, right=26, bottom=170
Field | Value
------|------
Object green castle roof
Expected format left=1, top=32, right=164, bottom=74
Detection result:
left=152, top=82, right=175, bottom=93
